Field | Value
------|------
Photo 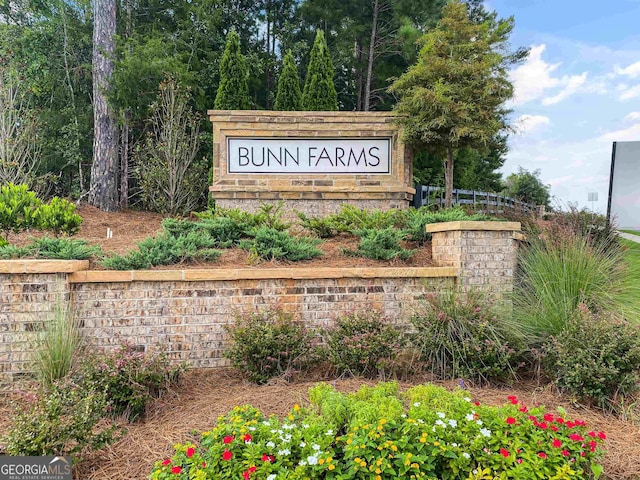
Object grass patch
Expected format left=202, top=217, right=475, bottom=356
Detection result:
left=619, top=238, right=640, bottom=317
left=621, top=229, right=640, bottom=236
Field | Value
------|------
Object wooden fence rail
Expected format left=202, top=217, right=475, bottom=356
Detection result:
left=413, top=185, right=541, bottom=214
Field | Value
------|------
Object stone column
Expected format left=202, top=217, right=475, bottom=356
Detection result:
left=427, top=221, right=522, bottom=294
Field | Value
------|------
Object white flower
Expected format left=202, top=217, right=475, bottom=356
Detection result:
left=249, top=426, right=256, bottom=431
left=312, top=444, right=321, bottom=451
left=417, top=419, right=424, bottom=424
left=448, top=419, right=458, bottom=428
left=401, top=414, right=407, bottom=418
left=465, top=414, right=474, bottom=421
left=263, top=421, right=270, bottom=425
left=451, top=443, right=459, bottom=448
left=476, top=420, right=483, bottom=426
left=299, top=460, right=307, bottom=466
left=473, top=469, right=478, bottom=474
left=413, top=402, right=421, bottom=407
left=267, top=475, right=277, bottom=480
left=463, top=452, right=471, bottom=459
left=464, top=397, right=471, bottom=402
left=267, top=441, right=275, bottom=448
left=278, top=448, right=291, bottom=456
left=437, top=412, right=445, bottom=419
left=300, top=441, right=306, bottom=448
left=435, top=419, right=446, bottom=427
left=307, top=455, right=319, bottom=465
left=326, top=429, right=334, bottom=436
left=479, top=428, right=491, bottom=437
left=303, top=424, right=310, bottom=429
left=283, top=424, right=296, bottom=430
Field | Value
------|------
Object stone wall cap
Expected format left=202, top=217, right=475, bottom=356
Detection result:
left=426, top=221, right=521, bottom=233
left=68, top=266, right=457, bottom=283
left=0, top=259, right=89, bottom=274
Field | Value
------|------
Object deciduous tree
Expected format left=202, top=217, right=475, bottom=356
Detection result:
left=389, top=0, right=520, bottom=208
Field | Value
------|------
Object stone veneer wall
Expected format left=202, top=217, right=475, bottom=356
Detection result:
left=0, top=221, right=521, bottom=383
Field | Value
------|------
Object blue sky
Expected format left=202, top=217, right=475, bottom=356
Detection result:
left=487, top=0, right=640, bottom=212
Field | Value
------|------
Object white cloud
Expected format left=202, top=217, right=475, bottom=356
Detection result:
left=542, top=72, right=588, bottom=105
left=510, top=45, right=560, bottom=106
left=619, top=84, right=640, bottom=100
left=598, top=122, right=640, bottom=142
left=615, top=60, right=640, bottom=78
left=515, top=114, right=550, bottom=134
left=624, top=112, right=640, bottom=122
left=547, top=175, right=575, bottom=187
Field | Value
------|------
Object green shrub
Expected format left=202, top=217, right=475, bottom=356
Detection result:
left=323, top=311, right=404, bottom=378
left=345, top=227, right=414, bottom=261
left=4, top=379, right=117, bottom=457
left=102, top=231, right=220, bottom=270
left=297, top=212, right=338, bottom=238
left=31, top=298, right=81, bottom=387
left=150, top=383, right=605, bottom=480
left=405, top=206, right=492, bottom=244
left=410, top=289, right=521, bottom=382
left=224, top=307, right=315, bottom=384
left=0, top=182, right=42, bottom=240
left=29, top=236, right=101, bottom=260
left=515, top=232, right=633, bottom=339
left=35, top=197, right=82, bottom=236
left=240, top=227, right=322, bottom=262
left=73, top=344, right=185, bottom=422
left=0, top=244, right=31, bottom=258
left=542, top=307, right=640, bottom=411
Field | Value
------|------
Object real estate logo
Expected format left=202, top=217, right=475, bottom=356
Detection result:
left=0, top=456, right=72, bottom=480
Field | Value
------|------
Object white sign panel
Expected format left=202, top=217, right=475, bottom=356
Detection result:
left=227, top=137, right=391, bottom=174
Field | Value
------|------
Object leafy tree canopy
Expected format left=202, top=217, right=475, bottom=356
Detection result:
left=503, top=167, right=551, bottom=208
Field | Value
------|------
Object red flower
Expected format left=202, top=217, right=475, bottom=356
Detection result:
left=543, top=413, right=554, bottom=422
left=242, top=471, right=250, bottom=480
left=171, top=466, right=182, bottom=474
left=517, top=458, right=523, bottom=464
left=500, top=448, right=510, bottom=458
left=262, top=454, right=274, bottom=463
left=552, top=438, right=562, bottom=448
left=528, top=415, right=537, bottom=422
left=538, top=422, right=548, bottom=430
left=598, top=431, right=607, bottom=440
left=222, top=449, right=233, bottom=461
left=556, top=417, right=565, bottom=424
left=506, top=417, right=516, bottom=425
left=569, top=433, right=584, bottom=442
left=538, top=452, right=548, bottom=459
left=249, top=467, right=257, bottom=473
left=565, top=421, right=575, bottom=428
left=223, top=435, right=235, bottom=444
left=186, top=447, right=195, bottom=458
left=474, top=401, right=481, bottom=406
left=202, top=462, right=207, bottom=468
left=561, top=450, right=570, bottom=457
left=507, top=395, right=518, bottom=405
left=587, top=431, right=596, bottom=437
left=574, top=420, right=586, bottom=426
left=550, top=425, right=559, bottom=432
left=162, top=459, right=171, bottom=466
left=519, top=405, right=528, bottom=413
left=242, top=433, right=253, bottom=443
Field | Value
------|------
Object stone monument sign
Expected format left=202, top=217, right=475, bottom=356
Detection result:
left=208, top=110, right=414, bottom=216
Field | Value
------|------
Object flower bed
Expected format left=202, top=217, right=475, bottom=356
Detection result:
left=150, top=383, right=605, bottom=479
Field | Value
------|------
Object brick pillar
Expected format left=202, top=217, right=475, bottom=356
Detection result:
left=427, top=221, right=522, bottom=294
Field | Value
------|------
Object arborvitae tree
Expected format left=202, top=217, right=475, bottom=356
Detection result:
left=302, top=30, right=338, bottom=111
left=274, top=50, right=302, bottom=111
left=214, top=30, right=250, bottom=110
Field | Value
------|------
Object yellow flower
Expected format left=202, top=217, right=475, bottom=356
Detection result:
left=360, top=461, right=367, bottom=468
left=346, top=439, right=353, bottom=445
left=433, top=441, right=440, bottom=447
left=420, top=437, right=426, bottom=443
left=318, top=458, right=325, bottom=465
left=328, top=464, right=335, bottom=471
left=380, top=418, right=387, bottom=425
left=376, top=476, right=382, bottom=480
left=391, top=445, right=398, bottom=451
left=354, top=458, right=361, bottom=463
left=293, top=404, right=300, bottom=411
left=411, top=463, right=420, bottom=469
left=375, top=468, right=382, bottom=474
left=288, top=414, right=294, bottom=421
left=326, top=457, right=333, bottom=463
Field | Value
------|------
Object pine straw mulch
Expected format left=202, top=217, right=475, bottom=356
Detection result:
left=50, top=369, right=640, bottom=480
left=8, top=204, right=434, bottom=269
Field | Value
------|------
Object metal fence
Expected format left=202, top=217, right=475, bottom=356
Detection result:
left=413, top=185, right=540, bottom=214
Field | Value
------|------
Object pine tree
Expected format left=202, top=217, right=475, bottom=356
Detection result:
left=274, top=50, right=302, bottom=111
left=214, top=30, right=250, bottom=110
left=302, top=30, right=338, bottom=111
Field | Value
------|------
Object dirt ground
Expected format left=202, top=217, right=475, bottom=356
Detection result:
left=9, top=204, right=433, bottom=269
left=52, top=369, right=640, bottom=480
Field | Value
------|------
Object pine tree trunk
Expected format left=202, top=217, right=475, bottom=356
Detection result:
left=445, top=147, right=454, bottom=209
left=89, top=0, right=119, bottom=211
left=363, top=0, right=379, bottom=112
